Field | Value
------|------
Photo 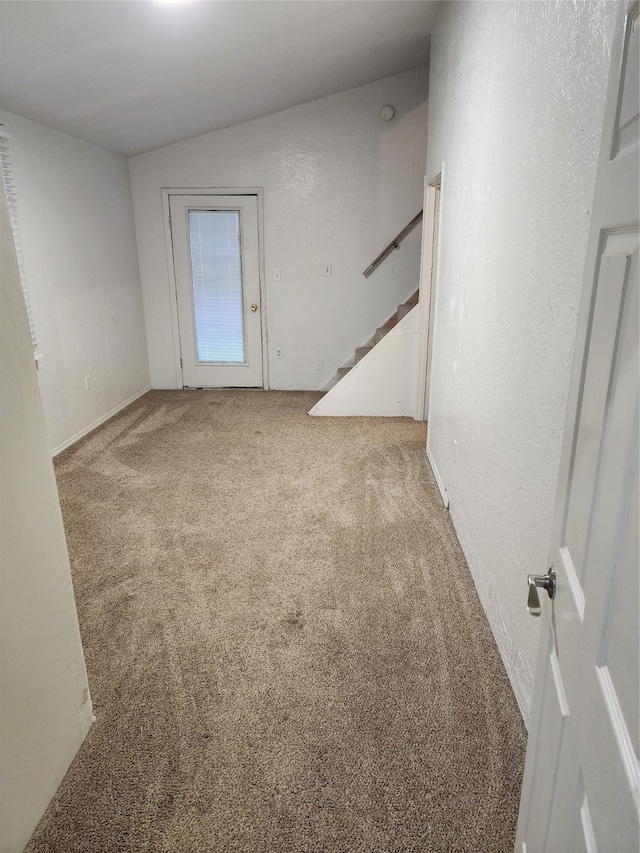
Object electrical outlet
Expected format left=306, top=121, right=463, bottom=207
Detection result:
left=84, top=375, right=91, bottom=390
left=316, top=359, right=324, bottom=371
left=275, top=348, right=283, bottom=359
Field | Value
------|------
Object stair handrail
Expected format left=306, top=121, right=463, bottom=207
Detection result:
left=363, top=210, right=423, bottom=278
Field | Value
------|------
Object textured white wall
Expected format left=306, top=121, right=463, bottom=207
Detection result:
left=1, top=186, right=92, bottom=853
left=129, top=69, right=428, bottom=390
left=425, top=1, right=619, bottom=723
left=0, top=110, right=151, bottom=454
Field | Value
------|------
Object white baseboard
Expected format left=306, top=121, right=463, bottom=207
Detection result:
left=51, top=386, right=152, bottom=457
left=426, top=443, right=449, bottom=509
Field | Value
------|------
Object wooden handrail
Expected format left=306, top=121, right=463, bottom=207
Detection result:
left=363, top=210, right=423, bottom=278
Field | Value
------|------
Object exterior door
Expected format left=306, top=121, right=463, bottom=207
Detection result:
left=515, top=4, right=639, bottom=852
left=169, top=194, right=263, bottom=388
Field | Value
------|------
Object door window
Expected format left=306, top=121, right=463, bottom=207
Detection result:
left=188, top=209, right=245, bottom=364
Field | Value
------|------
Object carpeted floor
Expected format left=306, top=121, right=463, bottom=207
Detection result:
left=27, top=390, right=526, bottom=852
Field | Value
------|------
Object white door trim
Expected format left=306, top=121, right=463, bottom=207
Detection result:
left=414, top=167, right=444, bottom=421
left=161, top=187, right=269, bottom=390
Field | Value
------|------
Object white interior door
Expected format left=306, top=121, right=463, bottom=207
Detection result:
left=169, top=194, right=263, bottom=388
left=516, top=4, right=639, bottom=852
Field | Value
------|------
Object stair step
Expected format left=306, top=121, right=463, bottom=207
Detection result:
left=374, top=316, right=397, bottom=341
left=397, top=303, right=414, bottom=320
left=333, top=289, right=419, bottom=385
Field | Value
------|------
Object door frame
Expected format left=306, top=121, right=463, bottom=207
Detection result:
left=162, top=187, right=269, bottom=390
left=414, top=167, right=444, bottom=422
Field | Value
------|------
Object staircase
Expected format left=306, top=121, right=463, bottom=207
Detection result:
left=334, top=290, right=419, bottom=384
left=310, top=210, right=423, bottom=417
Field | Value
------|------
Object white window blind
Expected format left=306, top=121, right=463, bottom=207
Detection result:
left=188, top=209, right=245, bottom=364
left=0, top=125, right=38, bottom=358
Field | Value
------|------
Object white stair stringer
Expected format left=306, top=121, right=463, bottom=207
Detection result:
left=308, top=306, right=418, bottom=417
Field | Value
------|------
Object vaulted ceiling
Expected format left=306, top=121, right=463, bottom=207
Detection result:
left=0, top=1, right=440, bottom=157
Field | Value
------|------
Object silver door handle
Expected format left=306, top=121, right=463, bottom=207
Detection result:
left=527, top=567, right=556, bottom=617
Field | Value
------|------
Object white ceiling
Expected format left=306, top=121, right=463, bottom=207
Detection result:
left=0, top=1, right=440, bottom=157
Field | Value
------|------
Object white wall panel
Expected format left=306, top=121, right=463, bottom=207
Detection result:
left=0, top=110, right=151, bottom=454
left=0, top=184, right=92, bottom=852
left=424, top=1, right=619, bottom=723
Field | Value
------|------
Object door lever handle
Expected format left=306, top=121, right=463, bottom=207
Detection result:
left=527, top=567, right=556, bottom=617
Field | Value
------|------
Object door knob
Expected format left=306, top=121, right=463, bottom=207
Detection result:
left=250, top=303, right=258, bottom=312
left=527, top=567, right=556, bottom=617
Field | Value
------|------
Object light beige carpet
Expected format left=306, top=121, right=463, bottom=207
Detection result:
left=27, top=390, right=526, bottom=852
